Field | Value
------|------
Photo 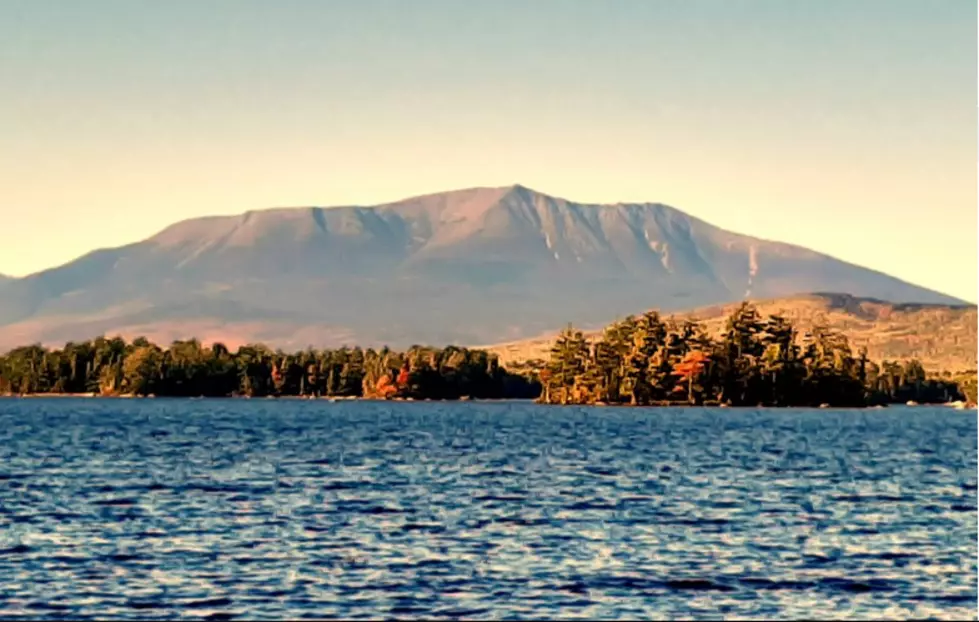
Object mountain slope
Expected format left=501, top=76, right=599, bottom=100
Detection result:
left=487, top=293, right=978, bottom=373
left=0, top=185, right=963, bottom=351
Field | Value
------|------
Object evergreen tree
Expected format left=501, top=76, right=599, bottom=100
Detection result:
left=543, top=324, right=589, bottom=404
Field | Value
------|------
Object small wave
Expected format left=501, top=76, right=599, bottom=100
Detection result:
left=27, top=601, right=71, bottom=611
left=105, top=552, right=147, bottom=563
left=388, top=604, right=433, bottom=616
left=91, top=498, right=137, bottom=506
left=183, top=483, right=274, bottom=495
left=48, top=554, right=89, bottom=565
left=930, top=593, right=979, bottom=604
left=665, top=579, right=735, bottom=592
left=567, top=500, right=616, bottom=511
left=467, top=468, right=523, bottom=478
left=559, top=580, right=589, bottom=594
left=359, top=505, right=411, bottom=515
left=182, top=597, right=234, bottom=608
left=126, top=600, right=165, bottom=610
left=400, top=522, right=446, bottom=532
left=583, top=465, right=619, bottom=477
left=739, top=578, right=817, bottom=590
left=803, top=553, right=843, bottom=565
left=818, top=577, right=901, bottom=593
left=877, top=552, right=918, bottom=561
left=430, top=607, right=492, bottom=618
left=472, top=494, right=527, bottom=503
left=586, top=575, right=662, bottom=591
left=494, top=516, right=550, bottom=526
left=660, top=517, right=732, bottom=528
left=832, top=494, right=913, bottom=503
left=321, top=480, right=364, bottom=491
left=0, top=544, right=32, bottom=555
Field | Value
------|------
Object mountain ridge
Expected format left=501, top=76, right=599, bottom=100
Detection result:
left=0, top=185, right=964, bottom=351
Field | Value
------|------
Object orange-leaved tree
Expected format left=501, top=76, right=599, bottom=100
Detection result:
left=671, top=350, right=710, bottom=404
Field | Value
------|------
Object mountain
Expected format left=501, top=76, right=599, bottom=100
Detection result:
left=0, top=185, right=963, bottom=352
left=487, top=293, right=978, bottom=373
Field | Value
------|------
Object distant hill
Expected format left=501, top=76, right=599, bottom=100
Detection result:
left=487, top=293, right=978, bottom=373
left=0, top=185, right=964, bottom=352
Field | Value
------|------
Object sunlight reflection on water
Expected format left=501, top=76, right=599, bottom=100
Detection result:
left=0, top=399, right=975, bottom=620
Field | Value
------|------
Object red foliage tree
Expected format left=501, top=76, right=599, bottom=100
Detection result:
left=671, top=350, right=709, bottom=404
left=396, top=364, right=410, bottom=388
left=374, top=374, right=398, bottom=399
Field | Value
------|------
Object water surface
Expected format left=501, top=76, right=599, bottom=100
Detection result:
left=0, top=399, right=975, bottom=619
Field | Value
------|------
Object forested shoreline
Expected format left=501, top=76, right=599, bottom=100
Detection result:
left=539, top=302, right=976, bottom=407
left=0, top=301, right=974, bottom=407
left=0, top=339, right=539, bottom=400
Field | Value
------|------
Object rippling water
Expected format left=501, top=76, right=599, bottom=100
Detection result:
left=0, top=399, right=975, bottom=620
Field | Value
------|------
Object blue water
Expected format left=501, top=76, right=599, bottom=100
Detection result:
left=0, top=399, right=975, bottom=620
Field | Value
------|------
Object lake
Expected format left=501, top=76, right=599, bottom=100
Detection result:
left=0, top=399, right=975, bottom=620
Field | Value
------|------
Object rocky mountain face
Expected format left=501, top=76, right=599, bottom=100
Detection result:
left=0, top=185, right=962, bottom=351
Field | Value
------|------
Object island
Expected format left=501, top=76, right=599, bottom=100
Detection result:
left=0, top=302, right=974, bottom=408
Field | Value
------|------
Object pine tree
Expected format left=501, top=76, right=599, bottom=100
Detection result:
left=544, top=324, right=589, bottom=404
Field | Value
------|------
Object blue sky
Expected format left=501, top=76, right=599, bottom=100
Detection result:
left=0, top=0, right=975, bottom=300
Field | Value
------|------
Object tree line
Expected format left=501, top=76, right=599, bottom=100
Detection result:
left=0, top=337, right=540, bottom=400
left=539, top=302, right=974, bottom=407
left=2, top=305, right=972, bottom=407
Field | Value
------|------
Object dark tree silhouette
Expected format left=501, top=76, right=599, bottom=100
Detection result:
left=0, top=340, right=539, bottom=400
left=537, top=303, right=969, bottom=407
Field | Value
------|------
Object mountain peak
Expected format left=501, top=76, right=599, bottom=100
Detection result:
left=0, top=185, right=963, bottom=351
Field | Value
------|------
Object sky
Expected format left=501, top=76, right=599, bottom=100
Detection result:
left=0, top=0, right=975, bottom=301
